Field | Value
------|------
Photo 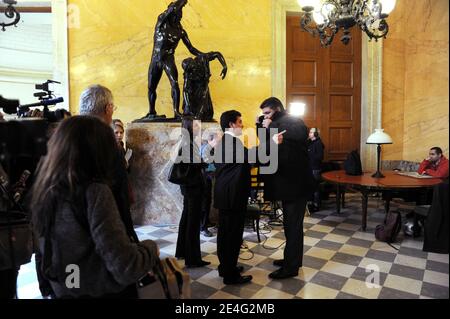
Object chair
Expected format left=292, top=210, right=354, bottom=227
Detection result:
left=246, top=167, right=277, bottom=242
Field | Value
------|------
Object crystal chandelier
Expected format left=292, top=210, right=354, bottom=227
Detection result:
left=1, top=0, right=20, bottom=31
left=298, top=0, right=396, bottom=47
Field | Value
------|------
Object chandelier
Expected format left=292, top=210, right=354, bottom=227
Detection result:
left=298, top=0, right=396, bottom=47
left=1, top=0, right=20, bottom=31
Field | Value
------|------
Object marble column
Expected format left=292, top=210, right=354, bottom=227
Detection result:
left=126, top=122, right=221, bottom=226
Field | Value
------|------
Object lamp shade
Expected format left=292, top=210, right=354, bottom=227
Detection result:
left=379, top=0, right=397, bottom=15
left=298, top=0, right=320, bottom=10
left=366, top=129, right=393, bottom=144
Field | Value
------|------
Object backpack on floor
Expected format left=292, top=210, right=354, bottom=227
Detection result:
left=375, top=211, right=402, bottom=244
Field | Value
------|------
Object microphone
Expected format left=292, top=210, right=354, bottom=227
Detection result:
left=20, top=97, right=64, bottom=108
left=13, top=170, right=31, bottom=203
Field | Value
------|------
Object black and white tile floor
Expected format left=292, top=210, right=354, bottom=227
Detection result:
left=16, top=195, right=449, bottom=299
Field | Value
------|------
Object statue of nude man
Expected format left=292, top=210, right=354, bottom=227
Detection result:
left=144, top=0, right=203, bottom=120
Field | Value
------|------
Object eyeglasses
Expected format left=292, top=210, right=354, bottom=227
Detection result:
left=107, top=103, right=117, bottom=112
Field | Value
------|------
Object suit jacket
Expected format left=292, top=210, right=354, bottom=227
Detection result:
left=262, top=111, right=314, bottom=201
left=423, top=181, right=449, bottom=253
left=213, top=134, right=251, bottom=212
left=111, top=146, right=139, bottom=242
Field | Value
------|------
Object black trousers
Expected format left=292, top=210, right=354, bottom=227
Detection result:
left=200, top=174, right=213, bottom=231
left=311, top=170, right=322, bottom=208
left=217, top=209, right=246, bottom=280
left=175, top=191, right=203, bottom=265
left=281, top=197, right=307, bottom=272
left=0, top=268, right=18, bottom=299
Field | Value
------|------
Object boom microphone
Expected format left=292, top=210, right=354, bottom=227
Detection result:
left=20, top=97, right=64, bottom=108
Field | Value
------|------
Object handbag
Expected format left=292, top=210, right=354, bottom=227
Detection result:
left=0, top=211, right=33, bottom=271
left=168, top=162, right=193, bottom=185
left=137, top=257, right=191, bottom=299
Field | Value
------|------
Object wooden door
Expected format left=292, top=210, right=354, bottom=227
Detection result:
left=286, top=16, right=361, bottom=162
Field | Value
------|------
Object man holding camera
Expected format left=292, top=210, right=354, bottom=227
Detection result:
left=258, top=97, right=313, bottom=279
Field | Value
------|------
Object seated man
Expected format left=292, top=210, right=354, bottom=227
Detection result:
left=418, top=147, right=449, bottom=179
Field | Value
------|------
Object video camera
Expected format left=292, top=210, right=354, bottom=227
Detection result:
left=0, top=83, right=52, bottom=273
left=0, top=80, right=66, bottom=123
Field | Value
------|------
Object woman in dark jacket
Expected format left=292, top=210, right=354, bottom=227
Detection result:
left=174, top=117, right=210, bottom=267
left=31, top=116, right=159, bottom=298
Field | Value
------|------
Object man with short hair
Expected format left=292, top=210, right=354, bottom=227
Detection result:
left=214, top=110, right=253, bottom=285
left=418, top=147, right=449, bottom=179
left=79, top=84, right=138, bottom=242
left=213, top=110, right=284, bottom=285
left=79, top=84, right=115, bottom=125
left=259, top=97, right=314, bottom=280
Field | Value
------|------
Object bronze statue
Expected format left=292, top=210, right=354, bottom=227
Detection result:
left=182, top=52, right=227, bottom=121
left=143, top=0, right=204, bottom=121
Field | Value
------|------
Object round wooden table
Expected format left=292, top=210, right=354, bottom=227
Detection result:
left=322, top=170, right=443, bottom=231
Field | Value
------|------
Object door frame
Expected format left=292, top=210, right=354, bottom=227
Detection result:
left=271, top=0, right=383, bottom=170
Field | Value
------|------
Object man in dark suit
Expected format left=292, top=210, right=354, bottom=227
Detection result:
left=259, top=97, right=314, bottom=279
left=213, top=110, right=284, bottom=285
left=213, top=110, right=253, bottom=285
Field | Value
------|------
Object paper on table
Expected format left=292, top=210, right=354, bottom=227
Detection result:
left=396, top=171, right=435, bottom=179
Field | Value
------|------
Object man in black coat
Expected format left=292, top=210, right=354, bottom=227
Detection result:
left=213, top=110, right=284, bottom=285
left=259, top=97, right=314, bottom=279
left=213, top=110, right=253, bottom=285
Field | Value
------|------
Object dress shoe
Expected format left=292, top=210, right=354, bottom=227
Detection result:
left=308, top=204, right=319, bottom=213
left=218, top=266, right=244, bottom=277
left=273, top=259, right=284, bottom=267
left=185, top=260, right=211, bottom=268
left=223, top=275, right=253, bottom=285
left=268, top=268, right=298, bottom=279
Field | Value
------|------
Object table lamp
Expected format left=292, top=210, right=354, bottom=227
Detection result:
left=366, top=128, right=393, bottom=178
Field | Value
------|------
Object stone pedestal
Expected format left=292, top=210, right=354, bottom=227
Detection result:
left=126, top=122, right=221, bottom=226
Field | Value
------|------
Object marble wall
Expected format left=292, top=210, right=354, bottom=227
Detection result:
left=127, top=122, right=221, bottom=226
left=68, top=0, right=272, bottom=130
left=383, top=0, right=449, bottom=162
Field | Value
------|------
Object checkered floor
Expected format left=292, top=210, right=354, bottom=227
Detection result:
left=16, top=194, right=449, bottom=299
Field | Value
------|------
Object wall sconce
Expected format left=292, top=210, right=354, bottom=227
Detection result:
left=366, top=128, right=393, bottom=178
left=1, top=0, right=20, bottom=31
left=289, top=102, right=306, bottom=117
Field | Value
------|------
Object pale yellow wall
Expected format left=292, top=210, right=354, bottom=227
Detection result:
left=383, top=0, right=449, bottom=162
left=68, top=0, right=272, bottom=130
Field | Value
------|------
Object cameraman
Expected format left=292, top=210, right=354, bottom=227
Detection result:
left=0, top=163, right=20, bottom=299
